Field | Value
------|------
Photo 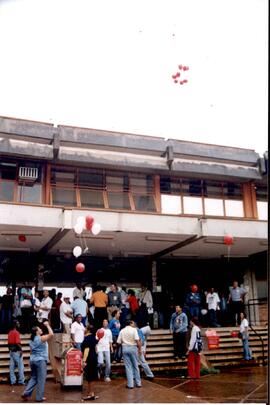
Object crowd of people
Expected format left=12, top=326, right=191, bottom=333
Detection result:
left=2, top=279, right=252, bottom=401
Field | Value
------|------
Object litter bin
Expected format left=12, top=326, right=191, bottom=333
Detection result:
left=205, top=329, right=220, bottom=350
left=61, top=348, right=83, bottom=390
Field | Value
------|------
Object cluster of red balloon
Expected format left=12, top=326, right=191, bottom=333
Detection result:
left=18, top=234, right=27, bottom=242
left=73, top=215, right=102, bottom=273
left=171, top=64, right=189, bottom=85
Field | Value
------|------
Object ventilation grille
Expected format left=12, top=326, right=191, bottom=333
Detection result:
left=18, top=167, right=38, bottom=181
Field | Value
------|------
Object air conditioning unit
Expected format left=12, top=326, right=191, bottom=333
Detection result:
left=18, top=167, right=38, bottom=184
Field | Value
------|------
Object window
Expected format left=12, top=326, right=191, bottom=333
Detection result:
left=51, top=188, right=76, bottom=206
left=80, top=189, right=105, bottom=208
left=0, top=162, right=17, bottom=202
left=161, top=195, right=181, bottom=214
left=18, top=184, right=42, bottom=204
left=130, top=174, right=156, bottom=212
left=51, top=168, right=76, bottom=186
left=78, top=169, right=104, bottom=189
left=0, top=181, right=14, bottom=201
left=255, top=184, right=267, bottom=220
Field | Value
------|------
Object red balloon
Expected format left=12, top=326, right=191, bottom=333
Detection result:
left=174, top=79, right=178, bottom=83
left=191, top=284, right=198, bottom=293
left=85, top=215, right=94, bottom=231
left=75, top=263, right=85, bottom=273
left=18, top=234, right=26, bottom=242
left=97, top=329, right=105, bottom=339
left=176, top=72, right=180, bottom=77
left=224, top=235, right=234, bottom=246
left=231, top=331, right=238, bottom=338
left=180, top=81, right=183, bottom=85
left=178, top=65, right=183, bottom=70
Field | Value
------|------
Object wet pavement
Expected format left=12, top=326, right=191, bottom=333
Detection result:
left=0, top=366, right=267, bottom=403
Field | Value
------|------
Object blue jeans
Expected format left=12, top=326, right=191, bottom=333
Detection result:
left=74, top=343, right=82, bottom=350
left=242, top=338, right=252, bottom=360
left=189, top=306, right=200, bottom=318
left=0, top=309, right=12, bottom=332
left=10, top=351, right=25, bottom=385
left=23, top=360, right=47, bottom=401
left=122, top=345, right=141, bottom=388
left=97, top=351, right=111, bottom=378
left=138, top=352, right=154, bottom=378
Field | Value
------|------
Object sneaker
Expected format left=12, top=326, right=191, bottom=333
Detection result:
left=104, top=377, right=111, bottom=382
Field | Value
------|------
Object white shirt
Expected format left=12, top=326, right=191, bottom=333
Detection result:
left=139, top=289, right=153, bottom=309
left=188, top=325, right=201, bottom=351
left=40, top=296, right=53, bottom=319
left=73, top=287, right=85, bottom=300
left=96, top=328, right=113, bottom=352
left=71, top=321, right=85, bottom=343
left=117, top=326, right=139, bottom=346
left=240, top=318, right=249, bottom=334
left=60, top=302, right=73, bottom=324
left=206, top=292, right=220, bottom=310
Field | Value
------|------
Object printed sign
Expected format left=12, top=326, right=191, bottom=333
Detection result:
left=66, top=349, right=82, bottom=376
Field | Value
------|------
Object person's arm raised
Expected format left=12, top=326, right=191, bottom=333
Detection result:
left=40, top=321, right=54, bottom=342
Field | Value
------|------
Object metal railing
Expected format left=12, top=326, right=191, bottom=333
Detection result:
left=246, top=298, right=267, bottom=366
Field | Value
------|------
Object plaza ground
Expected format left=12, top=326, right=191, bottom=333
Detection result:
left=0, top=366, right=267, bottom=403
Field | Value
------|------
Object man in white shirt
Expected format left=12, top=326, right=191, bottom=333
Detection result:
left=60, top=296, right=73, bottom=333
left=117, top=320, right=142, bottom=389
left=206, top=288, right=220, bottom=327
left=97, top=319, right=113, bottom=382
left=39, top=290, right=53, bottom=320
left=71, top=314, right=85, bottom=350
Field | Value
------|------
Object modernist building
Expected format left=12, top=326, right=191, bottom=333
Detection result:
left=0, top=116, right=268, bottom=325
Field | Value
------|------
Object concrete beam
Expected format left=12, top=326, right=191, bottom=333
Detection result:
left=150, top=235, right=204, bottom=259
left=0, top=116, right=55, bottom=140
left=0, top=137, right=53, bottom=159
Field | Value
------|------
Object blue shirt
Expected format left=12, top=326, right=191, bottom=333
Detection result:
left=229, top=286, right=246, bottom=302
left=137, top=329, right=145, bottom=344
left=170, top=312, right=188, bottom=333
left=30, top=336, right=48, bottom=362
left=71, top=298, right=87, bottom=317
left=109, top=318, right=121, bottom=337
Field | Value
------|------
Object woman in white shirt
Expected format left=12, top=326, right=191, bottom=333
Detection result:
left=239, top=312, right=252, bottom=360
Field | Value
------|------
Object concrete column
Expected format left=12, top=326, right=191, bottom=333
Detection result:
left=151, top=261, right=157, bottom=292
left=243, top=268, right=259, bottom=325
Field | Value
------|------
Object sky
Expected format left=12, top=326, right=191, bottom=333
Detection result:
left=0, top=0, right=268, bottom=155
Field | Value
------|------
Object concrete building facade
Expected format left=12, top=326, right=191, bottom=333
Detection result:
left=0, top=116, right=267, bottom=326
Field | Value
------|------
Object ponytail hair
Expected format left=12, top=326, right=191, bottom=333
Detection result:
left=30, top=326, right=39, bottom=341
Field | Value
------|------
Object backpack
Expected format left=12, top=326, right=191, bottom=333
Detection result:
left=192, top=331, right=203, bottom=353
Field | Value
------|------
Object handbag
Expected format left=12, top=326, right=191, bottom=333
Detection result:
left=20, top=299, right=32, bottom=308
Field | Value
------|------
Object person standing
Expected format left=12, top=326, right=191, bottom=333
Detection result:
left=170, top=305, right=188, bottom=359
left=239, top=312, right=252, bottom=360
left=73, top=283, right=85, bottom=301
left=120, top=286, right=130, bottom=326
left=228, top=281, right=247, bottom=326
left=107, top=283, right=122, bottom=320
left=50, top=292, right=62, bottom=331
left=185, top=285, right=201, bottom=319
left=0, top=287, right=13, bottom=333
left=8, top=320, right=25, bottom=386
left=20, top=282, right=34, bottom=334
left=71, top=314, right=85, bottom=350
left=21, top=321, right=53, bottom=402
left=117, top=320, right=142, bottom=389
left=187, top=317, right=202, bottom=380
left=126, top=290, right=139, bottom=321
left=90, top=286, right=108, bottom=329
left=60, top=296, right=73, bottom=333
left=39, top=290, right=53, bottom=321
left=206, top=288, right=220, bottom=327
left=109, top=310, right=122, bottom=363
left=81, top=325, right=99, bottom=401
left=97, top=319, right=113, bottom=382
left=138, top=284, right=153, bottom=328
left=71, top=296, right=88, bottom=326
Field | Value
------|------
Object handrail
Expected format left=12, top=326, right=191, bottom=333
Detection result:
left=246, top=298, right=267, bottom=326
left=249, top=324, right=266, bottom=366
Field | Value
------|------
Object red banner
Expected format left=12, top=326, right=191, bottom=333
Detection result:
left=66, top=349, right=82, bottom=376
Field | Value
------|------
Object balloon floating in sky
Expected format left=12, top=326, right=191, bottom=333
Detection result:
left=172, top=64, right=189, bottom=85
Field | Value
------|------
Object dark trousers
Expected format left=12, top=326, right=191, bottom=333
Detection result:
left=94, top=307, right=108, bottom=329
left=230, top=301, right=244, bottom=325
left=173, top=332, right=187, bottom=358
left=208, top=309, right=219, bottom=326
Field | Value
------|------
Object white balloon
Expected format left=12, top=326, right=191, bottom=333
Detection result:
left=73, top=246, right=82, bottom=258
left=201, top=309, right=208, bottom=315
left=76, top=216, right=86, bottom=228
left=91, top=222, right=101, bottom=235
left=74, top=223, right=83, bottom=234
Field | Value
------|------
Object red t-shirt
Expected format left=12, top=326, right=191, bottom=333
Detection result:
left=8, top=329, right=21, bottom=345
left=127, top=296, right=139, bottom=315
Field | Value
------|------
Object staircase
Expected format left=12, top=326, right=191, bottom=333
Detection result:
left=0, top=326, right=267, bottom=382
